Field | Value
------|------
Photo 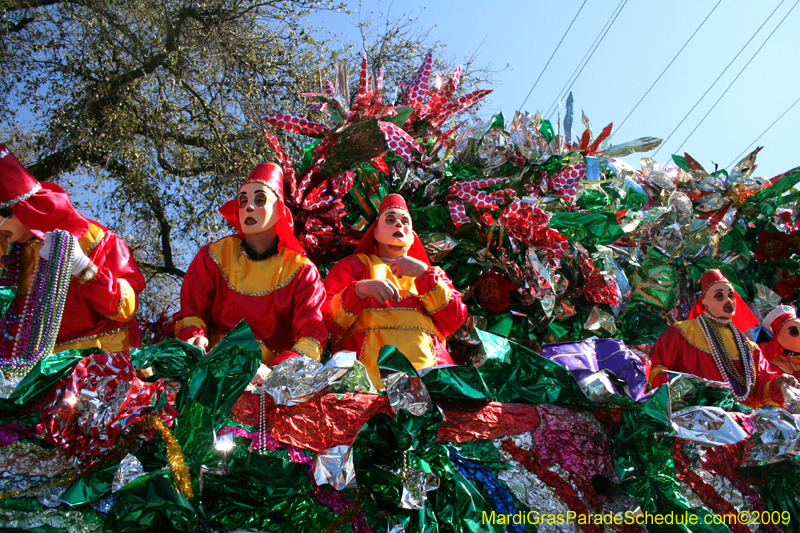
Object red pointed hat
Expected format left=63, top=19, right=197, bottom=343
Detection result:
left=0, top=144, right=94, bottom=239
left=687, top=269, right=759, bottom=331
left=218, top=162, right=304, bottom=254
left=354, top=193, right=430, bottom=265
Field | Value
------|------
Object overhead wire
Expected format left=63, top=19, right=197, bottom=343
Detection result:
left=519, top=0, right=588, bottom=112
left=728, top=94, right=800, bottom=168
left=672, top=0, right=800, bottom=155
left=652, top=0, right=787, bottom=158
left=543, top=0, right=627, bottom=119
left=609, top=0, right=723, bottom=141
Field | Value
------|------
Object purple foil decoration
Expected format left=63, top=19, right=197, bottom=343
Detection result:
left=541, top=338, right=650, bottom=401
left=0, top=422, right=37, bottom=447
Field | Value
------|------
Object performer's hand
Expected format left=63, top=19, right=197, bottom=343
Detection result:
left=40, top=231, right=91, bottom=275
left=187, top=335, right=209, bottom=352
left=250, top=363, right=271, bottom=386
left=356, top=279, right=401, bottom=304
left=775, top=374, right=800, bottom=408
left=387, top=255, right=429, bottom=278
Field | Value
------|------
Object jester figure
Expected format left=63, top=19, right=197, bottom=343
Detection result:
left=0, top=144, right=145, bottom=374
left=323, top=194, right=467, bottom=386
left=174, top=163, right=327, bottom=381
left=760, top=305, right=800, bottom=380
left=650, top=269, right=800, bottom=408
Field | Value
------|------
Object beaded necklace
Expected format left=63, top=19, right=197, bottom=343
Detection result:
left=0, top=230, right=74, bottom=377
left=697, top=312, right=756, bottom=401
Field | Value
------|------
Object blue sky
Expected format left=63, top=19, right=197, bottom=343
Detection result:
left=307, top=0, right=800, bottom=178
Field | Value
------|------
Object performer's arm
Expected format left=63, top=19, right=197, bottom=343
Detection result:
left=414, top=266, right=467, bottom=337
left=753, top=346, right=790, bottom=406
left=323, top=256, right=371, bottom=336
left=78, top=233, right=145, bottom=323
left=648, top=326, right=681, bottom=388
left=174, top=247, right=217, bottom=343
left=270, top=263, right=328, bottom=365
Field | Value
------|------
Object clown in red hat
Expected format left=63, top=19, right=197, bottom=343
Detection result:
left=649, top=269, right=800, bottom=408
left=323, top=194, right=467, bottom=387
left=0, top=145, right=146, bottom=369
left=174, top=162, right=327, bottom=382
left=760, top=305, right=800, bottom=379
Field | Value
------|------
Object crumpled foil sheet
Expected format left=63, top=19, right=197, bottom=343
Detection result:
left=0, top=440, right=74, bottom=477
left=112, top=453, right=144, bottom=492
left=90, top=493, right=120, bottom=514
left=0, top=374, right=24, bottom=400
left=744, top=405, right=800, bottom=465
left=421, top=232, right=459, bottom=264
left=0, top=472, right=67, bottom=507
left=754, top=283, right=782, bottom=313
left=495, top=434, right=576, bottom=533
left=399, top=454, right=439, bottom=510
left=255, top=352, right=362, bottom=405
left=76, top=379, right=131, bottom=441
left=583, top=306, right=616, bottom=335
left=313, top=444, right=357, bottom=491
left=671, top=406, right=749, bottom=446
left=381, top=372, right=431, bottom=417
left=0, top=508, right=101, bottom=533
left=475, top=128, right=513, bottom=170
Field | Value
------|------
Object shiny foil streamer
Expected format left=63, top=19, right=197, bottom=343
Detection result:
left=0, top=421, right=37, bottom=446
left=448, top=445, right=524, bottom=533
left=112, top=453, right=144, bottom=492
left=0, top=440, right=73, bottom=477
left=670, top=406, right=749, bottom=446
left=313, top=444, right=358, bottom=490
left=0, top=472, right=67, bottom=507
left=753, top=283, right=782, bottom=313
left=0, top=508, right=101, bottom=532
left=744, top=405, right=800, bottom=465
left=381, top=372, right=431, bottom=417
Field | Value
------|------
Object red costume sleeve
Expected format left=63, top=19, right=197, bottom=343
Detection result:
left=80, top=232, right=146, bottom=323
left=752, top=346, right=785, bottom=406
left=174, top=246, right=217, bottom=342
left=649, top=325, right=681, bottom=388
left=323, top=256, right=371, bottom=336
left=414, top=267, right=467, bottom=337
left=273, top=262, right=328, bottom=364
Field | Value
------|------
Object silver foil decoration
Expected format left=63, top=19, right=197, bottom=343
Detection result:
left=0, top=373, right=24, bottom=400
left=0, top=472, right=66, bottom=507
left=254, top=352, right=366, bottom=405
left=0, top=508, right=101, bottom=533
left=475, top=128, right=512, bottom=170
left=744, top=405, right=800, bottom=465
left=313, top=444, right=357, bottom=491
left=421, top=232, right=459, bottom=264
left=754, top=283, right=782, bottom=313
left=380, top=371, right=431, bottom=417
left=112, top=454, right=144, bottom=492
left=399, top=449, right=439, bottom=510
left=670, top=406, right=749, bottom=446
left=583, top=306, right=617, bottom=335
left=89, top=493, right=120, bottom=514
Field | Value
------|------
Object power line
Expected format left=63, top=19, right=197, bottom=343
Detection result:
left=543, top=0, right=627, bottom=119
left=652, top=1, right=786, bottom=158
left=519, top=0, right=588, bottom=112
left=673, top=0, right=799, bottom=154
left=610, top=0, right=723, bottom=140
left=728, top=94, right=800, bottom=168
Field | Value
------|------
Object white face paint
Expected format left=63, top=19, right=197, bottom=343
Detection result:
left=374, top=209, right=414, bottom=249
left=702, top=281, right=736, bottom=318
left=238, top=183, right=280, bottom=235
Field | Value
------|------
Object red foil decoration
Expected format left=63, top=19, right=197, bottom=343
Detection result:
left=436, top=401, right=541, bottom=442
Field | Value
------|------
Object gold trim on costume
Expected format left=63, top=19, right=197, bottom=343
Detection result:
left=175, top=316, right=208, bottom=336
left=103, top=279, right=137, bottom=322
left=79, top=224, right=106, bottom=255
left=292, top=336, right=323, bottom=361
left=55, top=326, right=129, bottom=352
left=208, top=237, right=307, bottom=297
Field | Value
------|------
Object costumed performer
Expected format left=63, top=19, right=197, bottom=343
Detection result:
left=0, top=144, right=145, bottom=376
left=649, top=269, right=800, bottom=408
left=174, top=162, right=327, bottom=382
left=323, top=193, right=467, bottom=387
left=760, top=305, right=800, bottom=379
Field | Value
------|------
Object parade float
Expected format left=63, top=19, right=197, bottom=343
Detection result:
left=1, top=52, right=800, bottom=532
